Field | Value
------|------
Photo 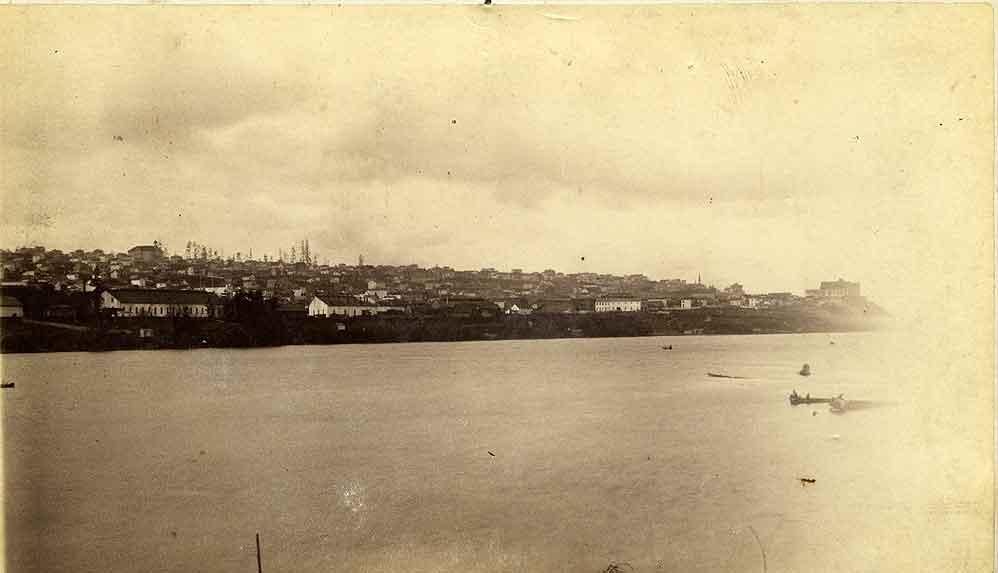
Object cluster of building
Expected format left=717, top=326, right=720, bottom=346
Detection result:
left=0, top=244, right=863, bottom=321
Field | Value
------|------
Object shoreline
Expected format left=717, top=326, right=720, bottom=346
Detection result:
left=0, top=309, right=889, bottom=354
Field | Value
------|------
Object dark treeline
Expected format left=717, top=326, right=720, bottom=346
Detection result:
left=0, top=293, right=888, bottom=353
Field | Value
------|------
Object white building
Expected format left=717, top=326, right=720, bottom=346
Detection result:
left=308, top=296, right=405, bottom=318
left=507, top=303, right=532, bottom=315
left=594, top=297, right=643, bottom=313
left=202, top=285, right=233, bottom=296
left=101, top=289, right=215, bottom=318
left=818, top=279, right=861, bottom=298
left=362, top=288, right=389, bottom=302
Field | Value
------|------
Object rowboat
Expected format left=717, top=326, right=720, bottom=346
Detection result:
left=788, top=392, right=831, bottom=405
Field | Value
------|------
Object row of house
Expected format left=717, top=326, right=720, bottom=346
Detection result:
left=2, top=244, right=724, bottom=306
left=306, top=295, right=503, bottom=320
left=501, top=296, right=733, bottom=314
left=1, top=278, right=864, bottom=323
left=501, top=290, right=831, bottom=315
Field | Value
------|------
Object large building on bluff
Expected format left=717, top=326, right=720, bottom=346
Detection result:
left=128, top=245, right=164, bottom=263
left=806, top=279, right=861, bottom=299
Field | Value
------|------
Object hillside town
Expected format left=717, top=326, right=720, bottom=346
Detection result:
left=0, top=241, right=882, bottom=352
left=0, top=242, right=865, bottom=318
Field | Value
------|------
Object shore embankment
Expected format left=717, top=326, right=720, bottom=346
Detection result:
left=1, top=305, right=889, bottom=353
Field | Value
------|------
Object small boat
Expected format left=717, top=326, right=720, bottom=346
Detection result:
left=788, top=391, right=831, bottom=405
left=798, top=363, right=811, bottom=376
left=707, top=372, right=747, bottom=379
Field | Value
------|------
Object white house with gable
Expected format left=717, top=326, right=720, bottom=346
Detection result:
left=308, top=295, right=405, bottom=318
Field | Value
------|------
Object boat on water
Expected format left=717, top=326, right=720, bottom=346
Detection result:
left=788, top=390, right=831, bottom=405
left=798, top=363, right=811, bottom=376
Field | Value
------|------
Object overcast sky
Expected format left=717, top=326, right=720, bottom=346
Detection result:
left=1, top=6, right=991, bottom=305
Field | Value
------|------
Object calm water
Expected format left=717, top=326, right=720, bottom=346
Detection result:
left=1, top=333, right=990, bottom=572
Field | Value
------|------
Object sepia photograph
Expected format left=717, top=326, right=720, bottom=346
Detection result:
left=0, top=4, right=994, bottom=572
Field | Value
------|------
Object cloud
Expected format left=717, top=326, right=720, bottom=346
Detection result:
left=99, top=62, right=295, bottom=148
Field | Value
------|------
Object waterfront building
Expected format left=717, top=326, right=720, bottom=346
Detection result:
left=307, top=295, right=405, bottom=318
left=100, top=289, right=216, bottom=318
left=594, top=296, right=642, bottom=313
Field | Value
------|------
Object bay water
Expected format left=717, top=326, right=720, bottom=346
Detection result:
left=2, top=332, right=990, bottom=572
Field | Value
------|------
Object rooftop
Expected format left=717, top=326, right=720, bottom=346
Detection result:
left=106, top=289, right=215, bottom=305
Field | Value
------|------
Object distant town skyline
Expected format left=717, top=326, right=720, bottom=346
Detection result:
left=2, top=239, right=860, bottom=300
